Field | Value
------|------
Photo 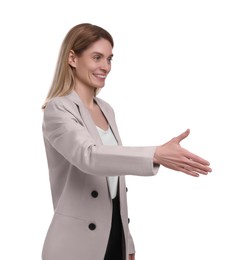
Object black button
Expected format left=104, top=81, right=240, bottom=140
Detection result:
left=91, top=190, right=98, bottom=198
left=88, top=223, right=96, bottom=230
left=126, top=187, right=128, bottom=192
left=128, top=218, right=130, bottom=224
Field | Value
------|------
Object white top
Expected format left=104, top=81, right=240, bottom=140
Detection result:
left=96, top=126, right=119, bottom=199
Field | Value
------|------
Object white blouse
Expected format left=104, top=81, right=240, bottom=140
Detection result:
left=96, top=126, right=119, bottom=199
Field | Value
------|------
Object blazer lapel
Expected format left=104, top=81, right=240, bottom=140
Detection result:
left=66, top=91, right=122, bottom=145
left=66, top=91, right=103, bottom=145
left=95, top=97, right=122, bottom=145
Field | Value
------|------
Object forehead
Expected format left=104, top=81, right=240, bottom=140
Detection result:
left=85, top=38, right=113, bottom=55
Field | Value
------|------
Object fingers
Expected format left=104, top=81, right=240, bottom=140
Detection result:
left=180, top=156, right=212, bottom=176
left=180, top=168, right=200, bottom=177
left=175, top=129, right=190, bottom=143
left=185, top=151, right=211, bottom=168
left=174, top=130, right=211, bottom=169
left=179, top=165, right=209, bottom=177
left=188, top=159, right=212, bottom=173
left=181, top=165, right=210, bottom=176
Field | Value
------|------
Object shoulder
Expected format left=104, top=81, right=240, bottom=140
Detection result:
left=44, top=95, right=77, bottom=112
left=43, top=95, right=80, bottom=123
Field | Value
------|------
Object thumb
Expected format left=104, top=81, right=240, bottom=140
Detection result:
left=175, top=128, right=190, bottom=143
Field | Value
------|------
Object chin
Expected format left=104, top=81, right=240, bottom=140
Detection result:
left=94, top=86, right=104, bottom=94
left=95, top=85, right=105, bottom=90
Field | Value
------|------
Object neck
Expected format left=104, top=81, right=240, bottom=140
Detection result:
left=74, top=85, right=96, bottom=109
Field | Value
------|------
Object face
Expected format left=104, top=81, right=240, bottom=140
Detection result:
left=69, top=38, right=113, bottom=92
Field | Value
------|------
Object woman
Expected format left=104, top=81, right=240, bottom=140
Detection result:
left=41, top=23, right=212, bottom=260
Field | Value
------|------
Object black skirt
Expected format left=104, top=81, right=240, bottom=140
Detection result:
left=104, top=194, right=124, bottom=260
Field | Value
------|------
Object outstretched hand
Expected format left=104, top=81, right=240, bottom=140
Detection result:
left=153, top=129, right=212, bottom=177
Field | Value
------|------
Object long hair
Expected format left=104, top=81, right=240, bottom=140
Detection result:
left=42, top=23, right=114, bottom=109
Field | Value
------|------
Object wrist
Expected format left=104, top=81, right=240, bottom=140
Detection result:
left=153, top=146, right=160, bottom=164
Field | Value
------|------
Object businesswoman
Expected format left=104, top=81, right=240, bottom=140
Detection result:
left=41, top=23, right=212, bottom=260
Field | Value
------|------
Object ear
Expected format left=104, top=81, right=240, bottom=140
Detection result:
left=68, top=50, right=77, bottom=68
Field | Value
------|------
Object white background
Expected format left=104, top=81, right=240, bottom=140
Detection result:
left=0, top=0, right=245, bottom=259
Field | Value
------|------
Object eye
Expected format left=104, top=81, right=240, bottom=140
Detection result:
left=93, top=55, right=101, bottom=61
left=108, top=56, right=113, bottom=63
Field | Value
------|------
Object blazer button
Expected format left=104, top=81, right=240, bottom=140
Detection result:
left=126, top=187, right=128, bottom=192
left=128, top=218, right=130, bottom=224
left=91, top=190, right=98, bottom=198
left=88, top=223, right=96, bottom=230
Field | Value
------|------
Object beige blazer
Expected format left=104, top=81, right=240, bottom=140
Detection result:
left=42, top=91, right=159, bottom=260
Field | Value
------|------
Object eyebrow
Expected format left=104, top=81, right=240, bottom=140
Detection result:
left=92, top=52, right=114, bottom=58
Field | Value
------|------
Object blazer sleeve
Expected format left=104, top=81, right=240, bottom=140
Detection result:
left=43, top=98, right=159, bottom=177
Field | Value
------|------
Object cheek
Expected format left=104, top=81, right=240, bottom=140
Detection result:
left=107, top=64, right=112, bottom=73
left=75, top=62, right=91, bottom=77
left=73, top=67, right=87, bottom=82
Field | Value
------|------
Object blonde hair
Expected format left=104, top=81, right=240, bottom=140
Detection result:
left=42, top=23, right=114, bottom=109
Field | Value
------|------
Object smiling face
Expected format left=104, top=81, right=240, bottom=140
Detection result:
left=69, top=38, right=113, bottom=93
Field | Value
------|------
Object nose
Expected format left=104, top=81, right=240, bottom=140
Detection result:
left=100, top=58, right=111, bottom=72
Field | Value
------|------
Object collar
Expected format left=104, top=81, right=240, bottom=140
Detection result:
left=66, top=90, right=121, bottom=145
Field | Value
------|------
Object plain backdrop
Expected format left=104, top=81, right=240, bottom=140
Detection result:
left=0, top=0, right=245, bottom=259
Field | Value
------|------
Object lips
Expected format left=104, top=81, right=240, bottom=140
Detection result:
left=93, top=73, right=106, bottom=79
